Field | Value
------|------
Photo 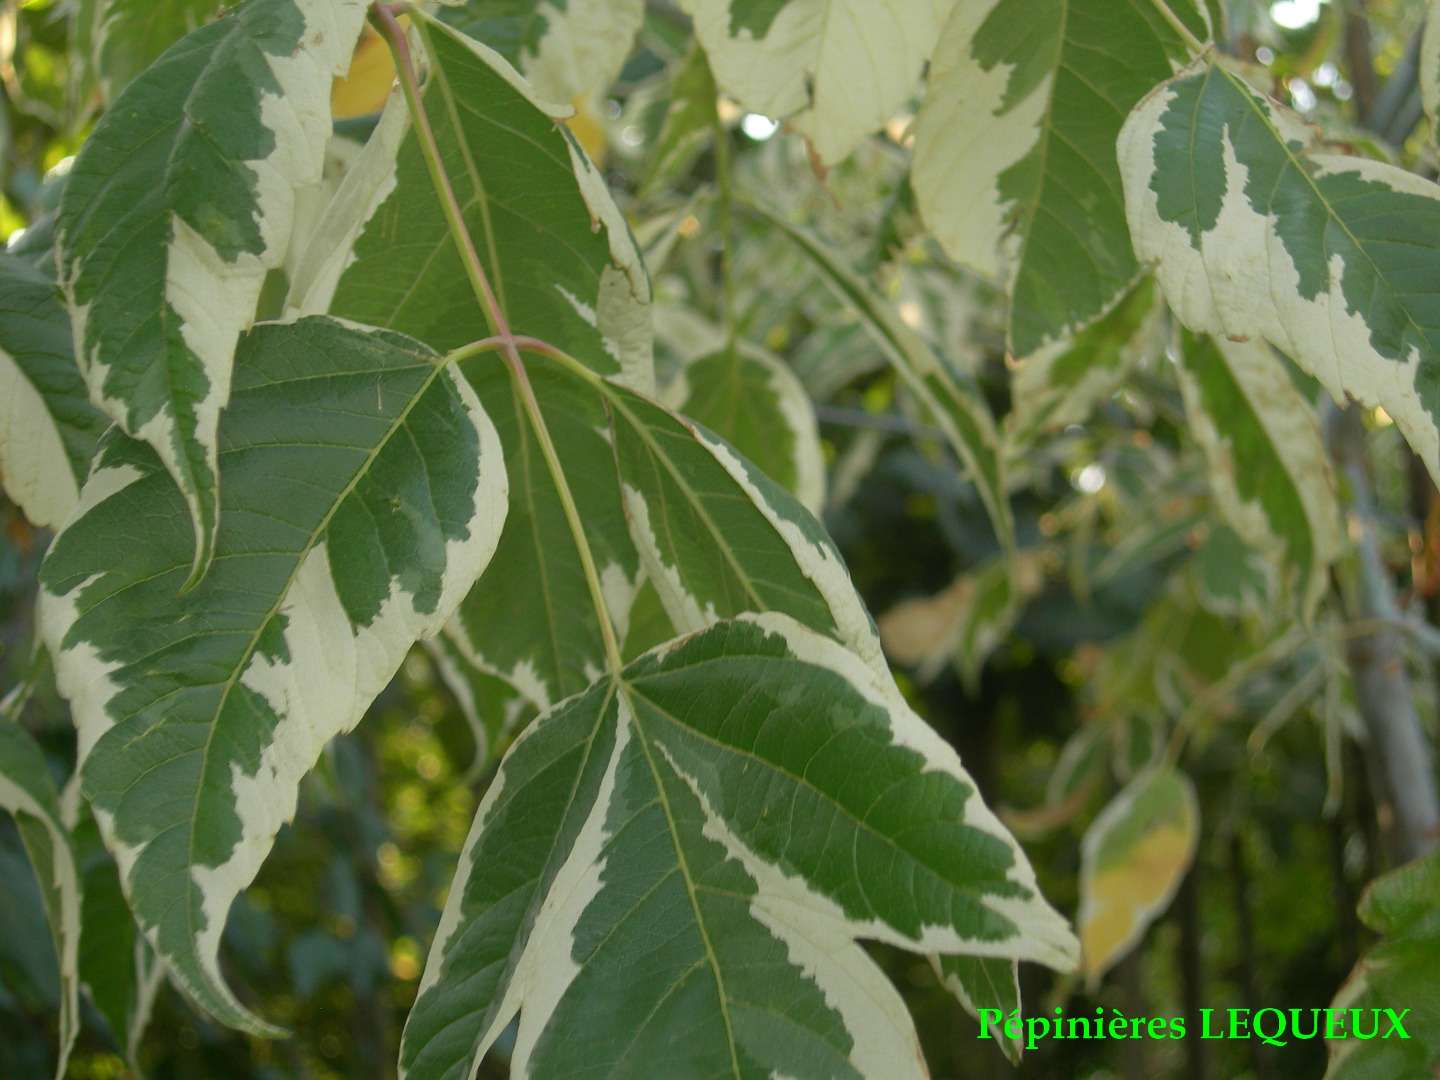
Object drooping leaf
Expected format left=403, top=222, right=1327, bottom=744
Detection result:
left=37, top=316, right=507, bottom=1034
left=424, top=630, right=533, bottom=782
left=57, top=0, right=370, bottom=584
left=606, top=380, right=886, bottom=676
left=1191, top=522, right=1273, bottom=618
left=447, top=362, right=640, bottom=711
left=642, top=45, right=719, bottom=197
left=0, top=722, right=81, bottom=1080
left=438, top=0, right=644, bottom=102
left=88, top=0, right=225, bottom=102
left=400, top=615, right=1078, bottom=1079
left=1327, top=850, right=1440, bottom=1079
left=0, top=253, right=106, bottom=529
left=931, top=954, right=1022, bottom=1063
left=1006, top=278, right=1159, bottom=448
left=298, top=14, right=654, bottom=709
left=880, top=551, right=1045, bottom=691
left=1077, top=764, right=1198, bottom=985
left=912, top=0, right=1203, bottom=356
left=72, top=804, right=163, bottom=1069
left=678, top=0, right=954, bottom=166
left=1120, top=57, right=1440, bottom=485
left=1175, top=333, right=1342, bottom=619
left=753, top=205, right=1015, bottom=555
left=664, top=338, right=825, bottom=514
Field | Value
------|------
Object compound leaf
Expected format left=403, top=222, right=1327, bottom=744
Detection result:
left=298, top=13, right=653, bottom=710
left=400, top=615, right=1077, bottom=1079
left=38, top=316, right=507, bottom=1034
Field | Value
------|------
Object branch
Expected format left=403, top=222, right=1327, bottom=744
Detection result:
left=1325, top=406, right=1440, bottom=861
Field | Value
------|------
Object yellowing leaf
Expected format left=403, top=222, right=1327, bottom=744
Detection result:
left=1077, top=765, right=1198, bottom=985
left=331, top=17, right=405, bottom=120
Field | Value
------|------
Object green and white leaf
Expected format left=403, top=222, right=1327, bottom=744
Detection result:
left=1327, top=850, right=1440, bottom=1079
left=438, top=0, right=645, bottom=102
left=658, top=307, right=825, bottom=513
left=1007, top=278, right=1160, bottom=448
left=913, top=0, right=1203, bottom=355
left=1120, top=58, right=1440, bottom=485
left=291, top=12, right=652, bottom=391
left=89, top=0, right=225, bottom=102
left=1175, top=333, right=1342, bottom=620
left=678, top=0, right=955, bottom=166
left=642, top=45, right=719, bottom=197
left=755, top=206, right=1015, bottom=555
left=0, top=721, right=81, bottom=1080
left=932, top=954, right=1022, bottom=1063
left=400, top=615, right=1078, bottom=1079
left=1191, top=522, right=1273, bottom=619
left=424, top=630, right=534, bottom=782
left=606, top=380, right=885, bottom=677
left=72, top=802, right=164, bottom=1069
left=1077, top=764, right=1198, bottom=986
left=57, top=0, right=371, bottom=584
left=0, top=253, right=107, bottom=529
left=297, top=15, right=654, bottom=709
left=37, top=316, right=507, bottom=1034
left=446, top=363, right=640, bottom=711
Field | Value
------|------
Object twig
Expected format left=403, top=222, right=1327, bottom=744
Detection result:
left=1148, top=0, right=1207, bottom=57
left=373, top=4, right=624, bottom=675
left=1325, top=405, right=1440, bottom=861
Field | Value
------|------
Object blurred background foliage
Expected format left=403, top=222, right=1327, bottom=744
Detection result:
left=2, top=0, right=1438, bottom=1076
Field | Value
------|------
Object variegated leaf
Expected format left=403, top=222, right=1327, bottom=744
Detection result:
left=401, top=615, right=1078, bottom=1079
left=0, top=253, right=107, bottom=530
left=0, top=721, right=81, bottom=1080
left=754, top=206, right=1015, bottom=555
left=1175, top=333, right=1342, bottom=619
left=1077, top=764, right=1198, bottom=985
left=1007, top=278, right=1160, bottom=448
left=606, top=380, right=886, bottom=677
left=88, top=0, right=224, bottom=102
left=57, top=0, right=370, bottom=585
left=292, top=14, right=651, bottom=390
left=1191, top=522, right=1273, bottom=618
left=912, top=0, right=1204, bottom=355
left=932, top=954, right=1022, bottom=1063
left=447, top=363, right=639, bottom=712
left=1327, top=850, right=1440, bottom=1079
left=424, top=630, right=533, bottom=781
left=72, top=803, right=164, bottom=1069
left=642, top=45, right=719, bottom=197
left=619, top=575, right=678, bottom=661
left=437, top=0, right=644, bottom=102
left=661, top=328, right=825, bottom=514
left=299, top=14, right=653, bottom=710
left=37, top=316, right=507, bottom=1034
left=678, top=0, right=955, bottom=166
left=1120, top=58, right=1440, bottom=485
